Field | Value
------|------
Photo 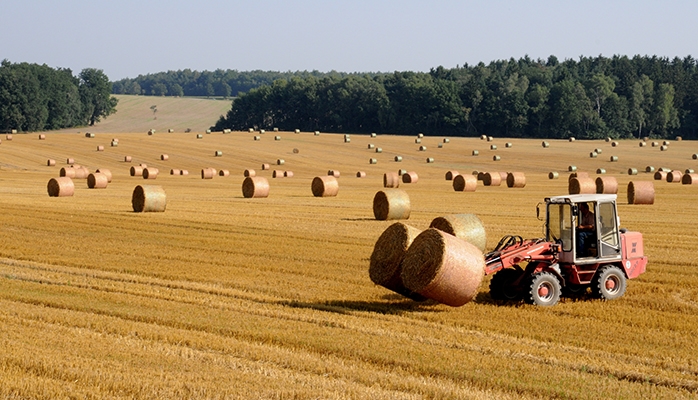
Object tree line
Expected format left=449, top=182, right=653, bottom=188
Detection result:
left=0, top=60, right=118, bottom=132
left=212, top=55, right=698, bottom=140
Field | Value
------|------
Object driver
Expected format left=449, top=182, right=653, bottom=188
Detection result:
left=576, top=203, right=595, bottom=257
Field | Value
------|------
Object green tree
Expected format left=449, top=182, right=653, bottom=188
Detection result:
left=79, top=68, right=118, bottom=126
left=630, top=75, right=654, bottom=138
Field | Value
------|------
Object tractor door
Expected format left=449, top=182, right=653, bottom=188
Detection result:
left=596, top=201, right=622, bottom=260
left=546, top=202, right=573, bottom=259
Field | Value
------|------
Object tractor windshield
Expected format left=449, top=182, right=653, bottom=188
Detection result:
left=547, top=203, right=572, bottom=252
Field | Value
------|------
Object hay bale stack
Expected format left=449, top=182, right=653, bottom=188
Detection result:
left=277, top=159, right=285, bottom=165
left=682, top=174, right=698, bottom=185
left=596, top=168, right=606, bottom=174
left=628, top=168, right=638, bottom=175
left=219, top=169, right=230, bottom=177
left=445, top=170, right=459, bottom=180
left=96, top=145, right=104, bottom=151
left=429, top=214, right=486, bottom=252
left=369, top=158, right=378, bottom=164
left=646, top=166, right=655, bottom=173
left=160, top=154, right=169, bottom=161
left=472, top=150, right=479, bottom=156
left=47, top=177, right=74, bottom=197
left=60, top=167, right=76, bottom=178
left=542, top=141, right=550, bottom=148
left=482, top=172, right=502, bottom=186
left=628, top=181, right=655, bottom=205
left=356, top=171, right=366, bottom=178
left=595, top=176, right=618, bottom=194
left=143, top=168, right=159, bottom=180
left=610, top=156, right=618, bottom=162
left=124, top=156, right=132, bottom=162
left=402, top=171, right=418, bottom=184
left=284, top=171, right=294, bottom=178
left=654, top=171, right=668, bottom=180
left=426, top=157, right=435, bottom=163
left=244, top=169, right=256, bottom=177
left=492, top=155, right=500, bottom=161
left=201, top=168, right=215, bottom=179
left=87, top=173, right=108, bottom=189
left=95, top=169, right=112, bottom=182
left=328, top=170, right=340, bottom=178
left=132, top=185, right=166, bottom=212
left=170, top=169, right=180, bottom=175
left=373, top=189, right=410, bottom=221
left=130, top=166, right=144, bottom=177
left=47, top=159, right=56, bottom=166
left=383, top=172, right=400, bottom=188
left=401, top=229, right=485, bottom=307
left=262, top=163, right=270, bottom=170
left=548, top=172, right=559, bottom=179
left=215, top=151, right=223, bottom=157
left=569, top=177, right=595, bottom=194
left=453, top=174, right=477, bottom=192
left=568, top=165, right=577, bottom=172
left=506, top=172, right=526, bottom=188
left=311, top=176, right=339, bottom=197
left=667, top=170, right=682, bottom=183
left=38, top=134, right=46, bottom=140
left=242, top=177, right=270, bottom=198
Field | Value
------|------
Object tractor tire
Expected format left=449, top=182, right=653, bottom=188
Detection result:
left=592, top=265, right=627, bottom=300
left=526, top=272, right=561, bottom=306
left=489, top=267, right=524, bottom=301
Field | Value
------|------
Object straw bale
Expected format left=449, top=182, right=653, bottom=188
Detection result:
left=498, top=172, right=508, bottom=180
left=215, top=151, right=223, bottom=157
left=419, top=146, right=427, bottom=151
left=383, top=172, right=400, bottom=188
left=248, top=128, right=254, bottom=132
left=453, top=174, right=477, bottom=192
left=628, top=168, right=638, bottom=175
left=97, top=145, right=104, bottom=151
left=542, top=141, right=550, bottom=148
left=95, top=169, right=112, bottom=182
left=111, top=141, right=118, bottom=147
left=124, top=156, right=132, bottom=162
left=639, top=142, right=647, bottom=147
left=132, top=185, right=166, bottom=212
left=254, top=136, right=261, bottom=141
left=143, top=168, right=159, bottom=180
left=273, top=127, right=279, bottom=132
left=328, top=170, right=340, bottom=177
left=275, top=136, right=282, bottom=141
left=505, top=142, right=512, bottom=148
left=219, top=169, right=230, bottom=177
left=627, top=181, right=654, bottom=205
left=667, top=170, right=682, bottom=183
left=548, top=172, right=559, bottom=179
left=180, top=170, right=189, bottom=176
left=401, top=229, right=485, bottom=306
left=596, top=168, right=606, bottom=174
left=168, top=129, right=174, bottom=133
left=376, top=147, right=382, bottom=153
left=394, top=156, right=403, bottom=162
left=490, top=144, right=497, bottom=150
left=160, top=154, right=169, bottom=161
left=284, top=171, right=294, bottom=178
left=244, top=169, right=256, bottom=177
left=373, top=189, right=410, bottom=220
left=443, top=138, right=450, bottom=143
left=487, top=136, right=493, bottom=141
left=660, top=145, right=668, bottom=151
left=595, top=176, right=618, bottom=194
left=356, top=171, right=366, bottom=178
left=87, top=173, right=108, bottom=189
left=60, top=167, right=76, bottom=178
left=47, top=177, right=74, bottom=197
left=686, top=169, right=695, bottom=174
left=242, top=177, right=270, bottom=198
left=569, top=177, right=595, bottom=194
left=197, top=134, right=203, bottom=139
left=569, top=172, right=590, bottom=181
left=415, top=138, right=421, bottom=144
left=262, top=163, right=270, bottom=170
left=277, top=159, right=285, bottom=165
left=170, top=169, right=180, bottom=175
left=368, top=144, right=375, bottom=149
left=568, top=165, right=577, bottom=172
left=605, top=137, right=611, bottom=142
left=272, top=170, right=284, bottom=178
left=293, top=148, right=299, bottom=154
left=260, top=129, right=265, bottom=134
left=611, top=141, right=619, bottom=147
left=595, top=148, right=603, bottom=154
left=417, top=133, right=424, bottom=138
left=569, top=137, right=575, bottom=142
left=610, top=156, right=618, bottom=162
left=370, top=133, right=376, bottom=137
left=477, top=172, right=485, bottom=181
left=482, top=172, right=502, bottom=186
left=311, top=176, right=339, bottom=197
left=201, top=168, right=215, bottom=179
left=654, top=171, right=667, bottom=180
left=130, top=166, right=143, bottom=177
left=445, top=170, right=459, bottom=180
left=47, top=159, right=56, bottom=166
left=426, top=157, right=434, bottom=163
left=472, top=150, right=479, bottom=156
left=38, top=134, right=46, bottom=140
left=66, top=158, right=75, bottom=165
left=480, top=135, right=487, bottom=140
left=429, top=214, right=486, bottom=252
left=295, top=129, right=300, bottom=133
left=369, top=158, right=377, bottom=164
left=506, top=172, right=526, bottom=188
left=590, top=152, right=598, bottom=158
left=5, top=134, right=12, bottom=140
left=663, top=140, right=670, bottom=145
left=651, top=142, right=659, bottom=147
left=73, top=167, right=89, bottom=179
left=692, top=154, right=698, bottom=160
left=681, top=174, right=698, bottom=185
left=139, top=163, right=148, bottom=168
left=344, top=137, right=351, bottom=143
left=492, top=155, right=500, bottom=161
left=315, top=131, right=321, bottom=136
left=645, top=166, right=655, bottom=173
left=676, top=136, right=683, bottom=141
left=402, top=171, right=419, bottom=184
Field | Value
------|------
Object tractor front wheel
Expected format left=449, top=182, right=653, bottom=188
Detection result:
left=592, top=265, right=627, bottom=300
left=489, top=267, right=524, bottom=301
left=526, top=272, right=561, bottom=306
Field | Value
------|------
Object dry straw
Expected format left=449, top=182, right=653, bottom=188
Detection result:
left=401, top=228, right=485, bottom=307
left=242, top=177, right=270, bottom=198
left=445, top=170, right=459, bottom=180
left=368, top=223, right=425, bottom=300
left=402, top=171, right=419, bottom=184
left=201, top=168, right=215, bottom=179
left=311, top=176, right=339, bottom=197
left=627, top=181, right=655, bottom=205
left=95, top=169, right=112, bottom=182
left=654, top=171, right=668, bottom=180
left=667, top=170, right=682, bottom=183
left=506, top=172, right=526, bottom=188
left=429, top=214, right=487, bottom=252
left=483, top=172, right=502, bottom=186
left=595, top=176, right=618, bottom=194
left=356, top=171, right=366, bottom=178
left=373, top=189, right=410, bottom=220
left=73, top=167, right=89, bottom=179
left=569, top=177, right=595, bottom=194
left=244, top=169, right=256, bottom=177
left=87, top=173, right=108, bottom=189
left=682, top=174, right=698, bottom=185
left=452, top=174, right=477, bottom=192
left=130, top=166, right=144, bottom=177
left=47, top=177, right=74, bottom=197
left=383, top=172, right=400, bottom=188
left=132, top=185, right=167, bottom=212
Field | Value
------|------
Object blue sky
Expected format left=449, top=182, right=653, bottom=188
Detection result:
left=3, top=0, right=697, bottom=80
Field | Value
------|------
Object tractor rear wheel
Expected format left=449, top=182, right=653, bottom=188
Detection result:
left=489, top=267, right=524, bottom=301
left=526, top=272, right=561, bottom=306
left=592, top=265, right=627, bottom=300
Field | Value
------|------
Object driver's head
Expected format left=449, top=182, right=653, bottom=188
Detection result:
left=580, top=203, right=590, bottom=213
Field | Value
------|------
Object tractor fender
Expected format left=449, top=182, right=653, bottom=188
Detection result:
left=525, top=262, right=565, bottom=286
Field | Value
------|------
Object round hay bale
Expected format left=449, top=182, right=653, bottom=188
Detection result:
left=73, top=167, right=89, bottom=179
left=60, top=167, right=76, bottom=178
left=124, top=156, right=132, bottom=162
left=401, top=228, right=485, bottom=306
left=568, top=165, right=577, bottom=172
left=370, top=132, right=376, bottom=138
left=417, top=133, right=424, bottom=138
left=375, top=147, right=383, bottom=153
left=542, top=141, right=550, bottom=148
left=161, top=154, right=169, bottom=161
left=373, top=189, right=410, bottom=221
left=646, top=166, right=655, bottom=173
left=490, top=144, right=497, bottom=150
left=548, top=172, right=559, bottom=179
left=219, top=169, right=230, bottom=177
left=130, top=166, right=143, bottom=177
left=132, top=185, right=166, bottom=212
left=643, top=136, right=649, bottom=142
left=569, top=137, right=575, bottom=142
left=311, top=176, right=339, bottom=197
left=590, top=152, right=598, bottom=158
left=505, top=142, right=512, bottom=148
left=248, top=128, right=254, bottom=133
left=66, top=158, right=75, bottom=165
left=429, top=214, right=486, bottom=252
left=498, top=172, right=508, bottom=181
left=596, top=168, right=606, bottom=174
left=272, top=170, right=284, bottom=178
left=254, top=136, right=261, bottom=141
left=595, top=176, right=618, bottom=194
left=275, top=136, right=281, bottom=141
left=595, top=148, right=603, bottom=154
left=506, top=172, right=526, bottom=188
left=273, top=127, right=279, bottom=132
left=492, top=155, right=500, bottom=161
left=443, top=138, right=450, bottom=143
left=681, top=173, right=698, bottom=185
left=628, top=181, right=654, bottom=205
left=402, top=171, right=418, bottom=184
left=667, top=170, right=682, bottom=183
left=344, top=137, right=351, bottom=143
left=244, top=169, right=256, bottom=177
left=654, top=171, right=667, bottom=180
left=97, top=145, right=104, bottom=151
left=610, top=156, right=618, bottom=162
left=569, top=177, right=595, bottom=194
left=660, top=145, right=668, bottom=151
left=445, top=170, right=459, bottom=181
left=692, top=153, right=698, bottom=160
left=639, top=142, right=647, bottom=147
left=147, top=129, right=154, bottom=135
left=180, top=170, right=189, bottom=176
left=6, top=134, right=12, bottom=140
left=426, top=157, right=435, bottom=163
left=605, top=137, right=611, bottom=142
left=87, top=173, right=108, bottom=189
left=676, top=136, right=683, bottom=141
left=277, top=159, right=285, bottom=165
left=369, top=158, right=378, bottom=164
left=453, top=174, right=477, bottom=192
left=38, top=134, right=46, bottom=140
left=367, top=143, right=375, bottom=149
left=611, top=141, right=619, bottom=147
left=47, top=177, right=74, bottom=197
left=47, top=159, right=56, bottom=166
left=686, top=169, right=695, bottom=174
left=260, top=129, right=265, bottom=134
left=480, top=135, right=487, bottom=140
left=143, top=168, right=159, bottom=180
left=293, top=148, right=299, bottom=154
left=628, top=168, right=638, bottom=175
left=651, top=141, right=659, bottom=147
left=419, top=145, right=427, bottom=151
left=482, top=172, right=502, bottom=186
left=168, top=129, right=174, bottom=133
left=383, top=172, right=400, bottom=188
left=328, top=170, right=340, bottom=178
left=95, top=169, right=112, bottom=182
left=356, top=171, right=366, bottom=178
left=658, top=167, right=672, bottom=172
left=415, top=138, right=421, bottom=144
left=284, top=171, right=294, bottom=178
left=242, top=177, right=270, bottom=198
left=394, top=156, right=403, bottom=162
left=663, top=140, right=670, bottom=146
left=197, top=134, right=203, bottom=139
left=170, top=169, right=180, bottom=175
left=201, top=168, right=215, bottom=179
left=215, top=151, right=223, bottom=157
left=111, top=141, right=118, bottom=147
left=472, top=150, right=479, bottom=156
left=295, top=129, right=300, bottom=133
left=262, top=163, right=270, bottom=170
left=487, top=136, right=493, bottom=141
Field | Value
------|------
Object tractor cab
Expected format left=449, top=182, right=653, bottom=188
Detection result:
left=544, top=194, right=622, bottom=265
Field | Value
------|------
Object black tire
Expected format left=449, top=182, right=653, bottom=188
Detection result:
left=489, top=267, right=524, bottom=301
left=562, top=283, right=588, bottom=298
left=592, top=265, right=627, bottom=300
left=526, top=272, right=561, bottom=306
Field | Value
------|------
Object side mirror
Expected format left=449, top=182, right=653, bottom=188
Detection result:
left=536, top=203, right=543, bottom=221
left=572, top=205, right=579, bottom=216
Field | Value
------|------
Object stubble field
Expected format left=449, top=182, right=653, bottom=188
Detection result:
left=1, top=108, right=698, bottom=398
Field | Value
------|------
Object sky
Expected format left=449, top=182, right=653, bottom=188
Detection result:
left=3, top=0, right=698, bottom=81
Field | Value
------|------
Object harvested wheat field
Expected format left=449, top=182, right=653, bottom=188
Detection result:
left=1, top=118, right=698, bottom=398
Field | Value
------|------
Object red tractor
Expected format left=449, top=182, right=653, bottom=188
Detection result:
left=485, top=194, right=647, bottom=306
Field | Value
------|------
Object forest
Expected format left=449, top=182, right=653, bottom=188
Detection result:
left=0, top=60, right=118, bottom=132
left=210, top=55, right=698, bottom=139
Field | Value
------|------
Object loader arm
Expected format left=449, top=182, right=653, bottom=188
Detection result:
left=485, top=236, right=559, bottom=275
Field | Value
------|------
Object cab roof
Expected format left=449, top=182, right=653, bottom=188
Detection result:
left=546, top=194, right=617, bottom=204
